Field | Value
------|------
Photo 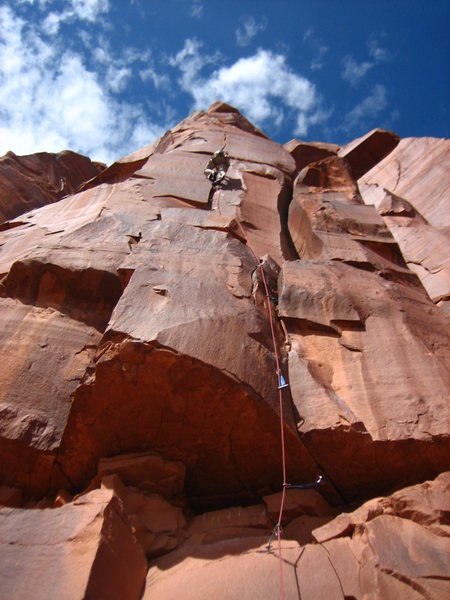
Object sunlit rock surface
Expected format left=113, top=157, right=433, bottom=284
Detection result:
left=0, top=103, right=448, bottom=598
left=0, top=149, right=105, bottom=223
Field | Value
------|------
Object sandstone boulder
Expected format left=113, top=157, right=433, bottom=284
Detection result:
left=96, top=451, right=186, bottom=498
left=284, top=138, right=339, bottom=172
left=263, top=487, right=333, bottom=523
left=288, top=156, right=409, bottom=273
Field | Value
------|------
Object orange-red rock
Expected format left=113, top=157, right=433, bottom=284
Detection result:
left=279, top=260, right=449, bottom=500
left=263, top=488, right=333, bottom=523
left=0, top=103, right=449, bottom=598
left=0, top=104, right=317, bottom=507
left=287, top=155, right=408, bottom=273
left=359, top=137, right=450, bottom=308
left=0, top=299, right=101, bottom=495
left=312, top=471, right=450, bottom=543
left=0, top=489, right=147, bottom=600
left=284, top=138, right=339, bottom=172
left=143, top=474, right=450, bottom=600
left=338, top=128, right=400, bottom=179
left=0, top=149, right=105, bottom=223
left=0, top=485, right=23, bottom=507
left=97, top=451, right=186, bottom=498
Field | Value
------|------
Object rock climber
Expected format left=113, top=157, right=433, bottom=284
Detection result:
left=204, top=147, right=230, bottom=186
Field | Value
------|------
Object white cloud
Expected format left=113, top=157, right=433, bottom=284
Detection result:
left=342, top=84, right=387, bottom=132
left=107, top=66, right=132, bottom=93
left=235, top=16, right=267, bottom=47
left=189, top=1, right=203, bottom=19
left=310, top=46, right=328, bottom=71
left=169, top=38, right=221, bottom=92
left=0, top=5, right=164, bottom=164
left=342, top=56, right=373, bottom=85
left=70, top=0, right=109, bottom=22
left=303, top=27, right=328, bottom=71
left=342, top=36, right=392, bottom=86
left=40, top=0, right=109, bottom=34
left=170, top=39, right=326, bottom=137
left=139, top=67, right=170, bottom=89
left=88, top=36, right=151, bottom=94
left=368, top=38, right=391, bottom=62
left=42, top=11, right=65, bottom=34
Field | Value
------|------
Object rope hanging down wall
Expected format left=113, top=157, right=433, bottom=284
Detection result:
left=204, top=138, right=324, bottom=600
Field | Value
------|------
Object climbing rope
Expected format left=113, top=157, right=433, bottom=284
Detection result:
left=235, top=221, right=325, bottom=599
left=236, top=220, right=288, bottom=599
left=204, top=133, right=323, bottom=599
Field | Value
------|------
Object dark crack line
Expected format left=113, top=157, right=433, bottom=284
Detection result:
left=379, top=567, right=433, bottom=599
left=393, top=159, right=402, bottom=191
left=327, top=554, right=346, bottom=599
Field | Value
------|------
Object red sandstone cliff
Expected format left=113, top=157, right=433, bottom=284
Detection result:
left=0, top=149, right=105, bottom=223
left=0, top=102, right=448, bottom=599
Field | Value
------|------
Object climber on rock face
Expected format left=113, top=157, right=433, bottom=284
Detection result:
left=204, top=148, right=230, bottom=186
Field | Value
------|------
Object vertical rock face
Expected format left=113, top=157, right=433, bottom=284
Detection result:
left=358, top=136, right=450, bottom=309
left=0, top=103, right=449, bottom=598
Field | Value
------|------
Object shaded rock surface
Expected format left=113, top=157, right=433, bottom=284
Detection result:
left=0, top=149, right=105, bottom=223
left=0, top=103, right=449, bottom=598
left=338, top=128, right=400, bottom=179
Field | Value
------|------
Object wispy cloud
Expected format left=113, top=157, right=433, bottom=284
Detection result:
left=170, top=39, right=328, bottom=137
left=342, top=57, right=373, bottom=85
left=303, top=27, right=328, bottom=71
left=0, top=5, right=165, bottom=163
left=235, top=16, right=267, bottom=47
left=342, top=84, right=388, bottom=132
left=189, top=1, right=203, bottom=19
left=168, top=38, right=222, bottom=92
left=41, top=0, right=110, bottom=34
left=342, top=36, right=392, bottom=86
left=139, top=67, right=170, bottom=89
left=368, top=37, right=391, bottom=62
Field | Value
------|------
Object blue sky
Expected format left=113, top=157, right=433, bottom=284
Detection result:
left=1, top=0, right=448, bottom=164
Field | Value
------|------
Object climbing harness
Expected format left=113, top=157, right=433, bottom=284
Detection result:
left=204, top=147, right=230, bottom=187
